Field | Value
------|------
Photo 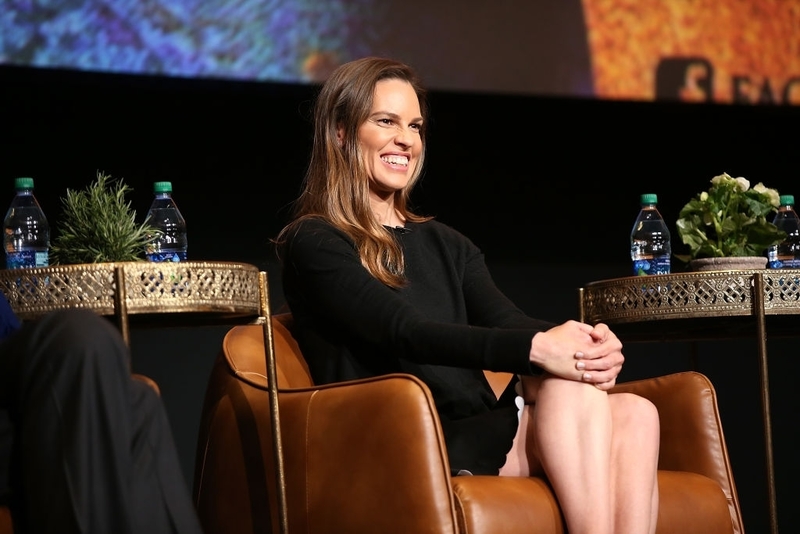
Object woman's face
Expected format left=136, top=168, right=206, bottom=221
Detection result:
left=356, top=78, right=423, bottom=200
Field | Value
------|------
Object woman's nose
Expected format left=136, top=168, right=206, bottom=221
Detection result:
left=394, top=126, right=415, bottom=147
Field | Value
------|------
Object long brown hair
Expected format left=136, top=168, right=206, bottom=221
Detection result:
left=276, top=57, right=432, bottom=288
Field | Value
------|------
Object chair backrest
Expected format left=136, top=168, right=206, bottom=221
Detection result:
left=263, top=312, right=512, bottom=397
left=194, top=313, right=460, bottom=534
left=272, top=314, right=313, bottom=388
left=221, top=313, right=312, bottom=390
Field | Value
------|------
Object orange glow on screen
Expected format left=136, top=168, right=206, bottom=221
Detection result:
left=582, top=0, right=800, bottom=104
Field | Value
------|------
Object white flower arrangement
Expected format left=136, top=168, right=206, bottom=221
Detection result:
left=676, top=172, right=784, bottom=260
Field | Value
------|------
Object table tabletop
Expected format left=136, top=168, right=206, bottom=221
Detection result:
left=579, top=269, right=800, bottom=341
left=0, top=260, right=262, bottom=327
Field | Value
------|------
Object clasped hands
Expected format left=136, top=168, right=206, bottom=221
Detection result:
left=528, top=320, right=624, bottom=392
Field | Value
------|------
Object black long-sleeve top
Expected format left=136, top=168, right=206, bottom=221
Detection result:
left=281, top=218, right=555, bottom=422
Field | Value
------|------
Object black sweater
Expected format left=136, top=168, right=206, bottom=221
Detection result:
left=282, top=217, right=555, bottom=422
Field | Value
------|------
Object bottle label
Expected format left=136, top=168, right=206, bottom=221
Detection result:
left=5, top=251, right=49, bottom=269
left=633, top=256, right=670, bottom=276
left=768, top=258, right=800, bottom=269
left=146, top=251, right=187, bottom=263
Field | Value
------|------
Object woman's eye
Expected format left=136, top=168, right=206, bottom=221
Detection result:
left=410, top=123, right=421, bottom=132
left=377, top=118, right=393, bottom=125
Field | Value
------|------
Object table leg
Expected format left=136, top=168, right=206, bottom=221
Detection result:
left=113, top=266, right=130, bottom=368
left=753, top=273, right=778, bottom=534
left=259, top=271, right=289, bottom=534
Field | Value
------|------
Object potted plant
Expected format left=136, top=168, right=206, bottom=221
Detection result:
left=50, top=171, right=158, bottom=264
left=675, top=172, right=784, bottom=271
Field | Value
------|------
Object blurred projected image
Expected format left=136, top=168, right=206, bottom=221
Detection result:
left=2, top=0, right=797, bottom=103
left=0, top=0, right=378, bottom=83
left=582, top=0, right=800, bottom=104
left=0, top=0, right=593, bottom=97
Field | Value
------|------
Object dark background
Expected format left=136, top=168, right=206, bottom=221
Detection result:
left=2, top=65, right=799, bottom=532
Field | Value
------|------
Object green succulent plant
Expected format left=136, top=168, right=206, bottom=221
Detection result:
left=50, top=171, right=159, bottom=264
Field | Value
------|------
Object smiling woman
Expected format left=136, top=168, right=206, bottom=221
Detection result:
left=356, top=79, right=423, bottom=223
left=273, top=57, right=661, bottom=534
left=281, top=58, right=433, bottom=289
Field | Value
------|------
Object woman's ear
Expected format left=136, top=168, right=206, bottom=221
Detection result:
left=336, top=126, right=344, bottom=147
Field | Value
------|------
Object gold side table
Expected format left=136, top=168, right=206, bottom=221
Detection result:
left=0, top=261, right=291, bottom=533
left=0, top=261, right=262, bottom=345
left=579, top=269, right=800, bottom=534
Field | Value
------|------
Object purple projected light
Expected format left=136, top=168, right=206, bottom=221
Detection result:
left=0, top=0, right=595, bottom=98
left=0, top=0, right=379, bottom=83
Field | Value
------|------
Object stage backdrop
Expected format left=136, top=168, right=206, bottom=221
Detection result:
left=1, top=0, right=797, bottom=104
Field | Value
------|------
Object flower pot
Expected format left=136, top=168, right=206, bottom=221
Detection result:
left=689, top=256, right=768, bottom=272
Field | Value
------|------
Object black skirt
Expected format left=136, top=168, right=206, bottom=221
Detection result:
left=439, top=377, right=521, bottom=476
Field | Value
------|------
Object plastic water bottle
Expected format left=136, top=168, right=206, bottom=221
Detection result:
left=3, top=177, right=50, bottom=269
left=631, top=193, right=671, bottom=276
left=144, top=181, right=187, bottom=262
left=767, top=194, right=800, bottom=269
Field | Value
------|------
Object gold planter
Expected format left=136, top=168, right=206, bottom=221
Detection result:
left=689, top=256, right=768, bottom=272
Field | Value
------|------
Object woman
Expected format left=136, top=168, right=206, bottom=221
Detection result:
left=277, top=57, right=659, bottom=534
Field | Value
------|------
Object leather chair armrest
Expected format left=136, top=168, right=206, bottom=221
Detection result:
left=278, top=373, right=459, bottom=533
left=612, top=371, right=741, bottom=529
left=0, top=505, right=12, bottom=534
left=612, top=371, right=730, bottom=475
left=490, top=370, right=733, bottom=481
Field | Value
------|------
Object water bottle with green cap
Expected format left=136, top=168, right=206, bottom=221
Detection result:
left=630, top=193, right=671, bottom=276
left=144, top=181, right=188, bottom=262
left=3, top=177, right=50, bottom=269
left=767, top=194, right=800, bottom=269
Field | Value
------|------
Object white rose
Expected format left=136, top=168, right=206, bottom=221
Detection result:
left=752, top=183, right=780, bottom=206
left=734, top=177, right=750, bottom=192
left=766, top=189, right=780, bottom=207
left=711, top=172, right=733, bottom=186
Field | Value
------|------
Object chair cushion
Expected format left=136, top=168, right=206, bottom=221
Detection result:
left=452, top=470, right=733, bottom=534
left=453, top=476, right=563, bottom=534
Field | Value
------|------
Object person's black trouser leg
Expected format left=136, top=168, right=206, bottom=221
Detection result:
left=0, top=309, right=202, bottom=534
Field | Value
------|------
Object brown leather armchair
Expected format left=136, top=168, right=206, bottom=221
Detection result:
left=193, top=314, right=744, bottom=534
left=0, top=507, right=10, bottom=534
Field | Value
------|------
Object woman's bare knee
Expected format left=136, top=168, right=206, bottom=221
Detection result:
left=610, top=393, right=660, bottom=438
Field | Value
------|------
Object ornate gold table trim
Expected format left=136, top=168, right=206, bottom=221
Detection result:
left=580, top=269, right=800, bottom=325
left=0, top=261, right=261, bottom=321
